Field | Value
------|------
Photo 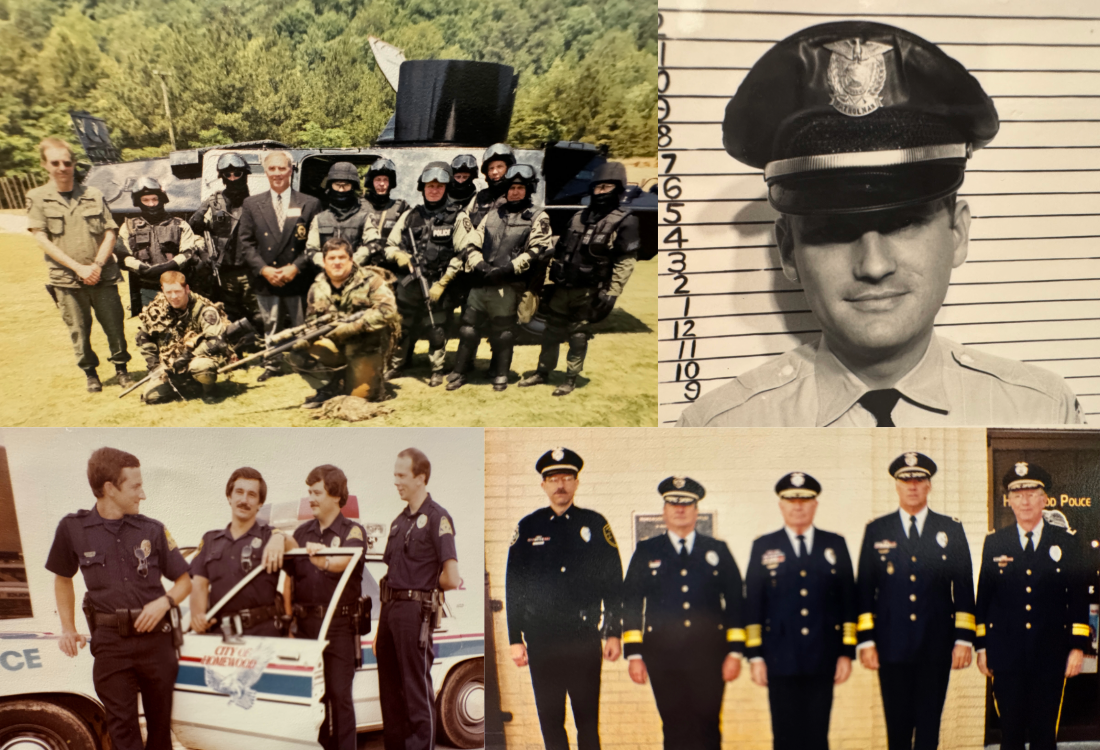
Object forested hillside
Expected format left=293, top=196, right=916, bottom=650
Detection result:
left=0, top=0, right=655, bottom=175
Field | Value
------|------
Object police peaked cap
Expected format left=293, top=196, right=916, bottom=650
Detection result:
left=1003, top=461, right=1052, bottom=493
left=323, top=161, right=360, bottom=189
left=723, top=21, right=999, bottom=215
left=889, top=452, right=937, bottom=480
left=775, top=472, right=822, bottom=499
left=591, top=161, right=627, bottom=190
left=658, top=475, right=705, bottom=505
left=536, top=447, right=583, bottom=477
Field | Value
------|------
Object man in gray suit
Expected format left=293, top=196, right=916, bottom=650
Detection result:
left=238, top=151, right=322, bottom=380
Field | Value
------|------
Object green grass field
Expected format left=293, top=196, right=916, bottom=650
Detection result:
left=0, top=231, right=656, bottom=426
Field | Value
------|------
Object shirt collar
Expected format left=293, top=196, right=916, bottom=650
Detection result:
left=898, top=505, right=930, bottom=537
left=1018, top=519, right=1044, bottom=549
left=667, top=529, right=697, bottom=555
left=815, top=335, right=951, bottom=427
left=85, top=505, right=142, bottom=528
left=547, top=502, right=575, bottom=520
left=784, top=525, right=815, bottom=556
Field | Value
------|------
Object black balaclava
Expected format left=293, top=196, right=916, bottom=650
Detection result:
left=448, top=174, right=477, bottom=202
left=139, top=198, right=168, bottom=224
left=222, top=174, right=250, bottom=202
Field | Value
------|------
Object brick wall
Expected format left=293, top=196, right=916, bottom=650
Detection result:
left=486, top=427, right=990, bottom=749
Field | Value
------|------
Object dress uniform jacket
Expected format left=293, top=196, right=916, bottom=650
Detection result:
left=857, top=510, right=976, bottom=661
left=746, top=528, right=857, bottom=674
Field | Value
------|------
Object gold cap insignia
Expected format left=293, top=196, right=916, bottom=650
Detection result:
left=1015, top=462, right=1029, bottom=477
left=791, top=472, right=805, bottom=487
left=904, top=452, right=918, bottom=466
left=824, top=39, right=893, bottom=117
left=552, top=448, right=565, bottom=461
left=673, top=476, right=686, bottom=489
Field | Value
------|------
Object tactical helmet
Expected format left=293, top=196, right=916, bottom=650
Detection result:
left=418, top=161, right=453, bottom=192
left=215, top=153, right=251, bottom=177
left=131, top=176, right=169, bottom=207
left=481, top=143, right=515, bottom=176
left=322, top=161, right=361, bottom=189
left=591, top=161, right=627, bottom=191
left=451, top=154, right=478, bottom=176
left=366, top=158, right=397, bottom=192
left=502, top=163, right=539, bottom=193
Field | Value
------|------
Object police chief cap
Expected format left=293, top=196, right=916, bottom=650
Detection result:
left=1003, top=461, right=1052, bottom=493
left=889, top=452, right=938, bottom=480
left=723, top=21, right=999, bottom=215
left=658, top=475, right=705, bottom=505
left=775, top=471, right=822, bottom=500
left=536, top=447, right=583, bottom=478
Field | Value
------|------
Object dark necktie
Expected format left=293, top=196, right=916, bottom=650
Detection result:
left=797, top=534, right=807, bottom=559
left=859, top=389, right=902, bottom=427
left=909, top=515, right=920, bottom=543
left=1025, top=531, right=1035, bottom=556
left=679, top=538, right=688, bottom=561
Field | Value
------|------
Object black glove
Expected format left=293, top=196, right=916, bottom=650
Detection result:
left=485, top=265, right=510, bottom=285
left=589, top=291, right=616, bottom=323
left=142, top=259, right=180, bottom=280
left=473, top=261, right=491, bottom=281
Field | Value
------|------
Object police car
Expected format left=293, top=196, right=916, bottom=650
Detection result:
left=0, top=496, right=484, bottom=750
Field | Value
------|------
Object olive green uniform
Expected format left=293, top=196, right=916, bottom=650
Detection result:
left=135, top=292, right=229, bottom=403
left=25, top=182, right=130, bottom=373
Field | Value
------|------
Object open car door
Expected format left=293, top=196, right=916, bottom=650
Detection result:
left=171, top=548, right=363, bottom=750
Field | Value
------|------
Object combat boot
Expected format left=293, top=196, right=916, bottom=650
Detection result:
left=552, top=377, right=577, bottom=397
left=446, top=374, right=467, bottom=391
left=301, top=382, right=338, bottom=410
left=84, top=369, right=102, bottom=393
left=115, top=366, right=134, bottom=388
left=518, top=370, right=549, bottom=387
left=429, top=373, right=445, bottom=387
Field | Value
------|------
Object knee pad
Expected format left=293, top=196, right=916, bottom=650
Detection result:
left=497, top=328, right=516, bottom=348
left=459, top=306, right=484, bottom=329
left=458, top=325, right=479, bottom=343
left=427, top=326, right=446, bottom=351
left=568, top=331, right=589, bottom=352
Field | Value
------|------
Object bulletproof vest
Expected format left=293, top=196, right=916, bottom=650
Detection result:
left=405, top=203, right=461, bottom=278
left=482, top=207, right=536, bottom=269
left=127, top=216, right=182, bottom=265
left=207, top=193, right=245, bottom=267
left=364, top=199, right=408, bottom=242
left=469, top=189, right=502, bottom=229
left=551, top=208, right=632, bottom=289
left=315, top=204, right=370, bottom=248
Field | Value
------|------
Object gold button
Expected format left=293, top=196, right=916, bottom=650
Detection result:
left=910, top=614, right=917, bottom=621
left=800, top=589, right=808, bottom=597
left=910, top=575, right=916, bottom=582
left=911, top=556, right=917, bottom=562
left=1026, top=623, right=1031, bottom=629
left=683, top=602, right=690, bottom=610
left=681, top=569, right=688, bottom=577
left=800, top=570, right=807, bottom=577
left=1026, top=570, right=1032, bottom=576
left=1026, top=605, right=1031, bottom=611
left=647, top=626, right=652, bottom=632
left=561, top=567, right=566, bottom=572
left=1026, top=587, right=1031, bottom=593
left=684, top=620, right=691, bottom=627
left=682, top=585, right=689, bottom=593
left=801, top=608, right=808, bottom=616
left=801, top=627, right=809, bottom=636
left=909, top=594, right=916, bottom=602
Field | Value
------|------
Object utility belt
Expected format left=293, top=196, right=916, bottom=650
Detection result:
left=292, top=598, right=373, bottom=667
left=292, top=602, right=359, bottom=619
left=212, top=604, right=280, bottom=635
left=83, top=594, right=183, bottom=652
left=380, top=577, right=442, bottom=647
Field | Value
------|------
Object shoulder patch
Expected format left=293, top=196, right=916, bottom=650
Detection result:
left=200, top=307, right=220, bottom=326
left=347, top=525, right=364, bottom=541
left=538, top=215, right=551, bottom=232
left=510, top=526, right=519, bottom=546
left=165, top=527, right=178, bottom=551
left=603, top=523, right=617, bottom=549
left=439, top=516, right=454, bottom=536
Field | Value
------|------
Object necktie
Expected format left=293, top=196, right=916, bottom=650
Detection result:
left=1024, top=531, right=1035, bottom=556
left=679, top=538, right=688, bottom=561
left=274, top=191, right=286, bottom=231
left=858, top=389, right=902, bottom=427
left=797, top=534, right=807, bottom=559
left=909, top=515, right=920, bottom=542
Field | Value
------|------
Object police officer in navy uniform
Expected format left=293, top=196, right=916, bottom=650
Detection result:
left=376, top=448, right=460, bottom=750
left=46, top=447, right=191, bottom=750
left=746, top=472, right=856, bottom=750
left=190, top=467, right=295, bottom=637
left=506, top=448, right=623, bottom=750
left=284, top=464, right=367, bottom=750
left=622, top=476, right=744, bottom=750
left=856, top=452, right=975, bottom=750
left=975, top=462, right=1090, bottom=750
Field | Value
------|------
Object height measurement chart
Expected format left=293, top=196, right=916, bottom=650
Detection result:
left=657, top=1, right=1100, bottom=425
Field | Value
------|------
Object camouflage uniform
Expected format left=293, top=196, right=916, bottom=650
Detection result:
left=135, top=292, right=229, bottom=403
left=285, top=266, right=400, bottom=402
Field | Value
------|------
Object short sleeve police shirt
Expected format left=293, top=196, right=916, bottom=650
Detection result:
left=382, top=495, right=457, bottom=591
left=285, top=514, right=366, bottom=607
left=191, top=522, right=278, bottom=613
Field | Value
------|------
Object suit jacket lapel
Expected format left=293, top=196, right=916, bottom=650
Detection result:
left=258, top=191, right=281, bottom=240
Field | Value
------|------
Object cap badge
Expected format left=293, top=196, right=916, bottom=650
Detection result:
left=936, top=531, right=948, bottom=549
left=824, top=39, right=892, bottom=117
left=552, top=448, right=565, bottom=461
left=1050, top=545, right=1061, bottom=562
left=904, top=452, right=918, bottom=466
left=706, top=550, right=720, bottom=566
left=1015, top=462, right=1029, bottom=477
left=790, top=472, right=805, bottom=487
left=580, top=526, right=591, bottom=543
left=673, top=476, right=686, bottom=489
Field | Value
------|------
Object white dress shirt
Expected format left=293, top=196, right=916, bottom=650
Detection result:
left=784, top=525, right=815, bottom=556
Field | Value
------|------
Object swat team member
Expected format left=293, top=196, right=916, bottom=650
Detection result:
left=190, top=467, right=295, bottom=637
left=116, top=177, right=206, bottom=309
left=384, top=162, right=465, bottom=385
left=856, top=453, right=975, bottom=750
left=679, top=21, right=1082, bottom=427
left=975, top=462, right=1090, bottom=750
left=356, top=158, right=408, bottom=267
left=622, top=476, right=744, bottom=750
left=452, top=143, right=515, bottom=251
left=27, top=137, right=132, bottom=392
left=134, top=270, right=230, bottom=403
left=447, top=153, right=479, bottom=207
left=448, top=164, right=553, bottom=391
left=46, top=447, right=191, bottom=750
left=375, top=448, right=460, bottom=750
left=285, top=464, right=367, bottom=750
left=746, top=472, right=856, bottom=750
left=307, top=161, right=369, bottom=266
left=506, top=448, right=623, bottom=750
left=520, top=161, right=641, bottom=396
left=189, top=152, right=261, bottom=329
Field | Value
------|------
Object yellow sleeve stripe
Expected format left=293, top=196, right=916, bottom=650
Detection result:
left=857, top=613, right=875, bottom=631
left=976, top=624, right=986, bottom=638
left=746, top=624, right=762, bottom=648
left=842, top=622, right=857, bottom=646
left=622, top=630, right=643, bottom=644
left=955, top=613, right=976, bottom=630
left=727, top=628, right=746, bottom=643
left=1072, top=624, right=1090, bottom=637
left=842, top=635, right=857, bottom=645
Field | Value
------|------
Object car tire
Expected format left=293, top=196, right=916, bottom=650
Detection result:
left=0, top=700, right=99, bottom=750
left=436, top=658, right=484, bottom=749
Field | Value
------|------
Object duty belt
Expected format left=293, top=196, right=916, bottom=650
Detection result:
left=92, top=610, right=172, bottom=635
left=387, top=588, right=436, bottom=603
left=213, top=604, right=279, bottom=630
left=293, top=603, right=357, bottom=619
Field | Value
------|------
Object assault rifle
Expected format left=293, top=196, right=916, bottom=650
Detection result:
left=218, top=309, right=367, bottom=374
left=405, top=228, right=438, bottom=327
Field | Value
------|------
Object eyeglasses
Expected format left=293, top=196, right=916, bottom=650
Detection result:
left=241, top=545, right=254, bottom=573
left=504, top=164, right=536, bottom=181
left=133, top=547, right=149, bottom=578
left=49, top=160, right=74, bottom=168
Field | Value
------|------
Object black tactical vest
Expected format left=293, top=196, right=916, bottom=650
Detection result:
left=550, top=208, right=632, bottom=289
left=364, top=199, right=408, bottom=242
left=204, top=193, right=245, bottom=267
left=315, top=202, right=370, bottom=248
left=127, top=216, right=183, bottom=265
left=482, top=207, right=536, bottom=269
left=404, top=203, right=461, bottom=279
left=469, top=189, right=503, bottom=229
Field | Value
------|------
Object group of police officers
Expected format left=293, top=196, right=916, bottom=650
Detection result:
left=27, top=136, right=641, bottom=407
left=47, top=445, right=459, bottom=750
left=506, top=448, right=1093, bottom=750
